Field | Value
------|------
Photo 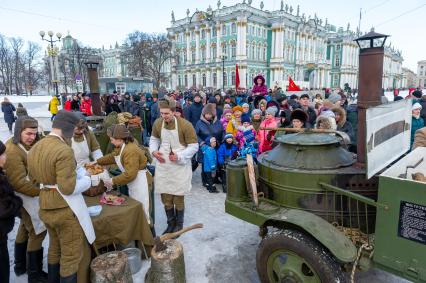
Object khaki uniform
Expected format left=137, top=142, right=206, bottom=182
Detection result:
left=151, top=117, right=198, bottom=208
left=4, top=139, right=47, bottom=251
left=97, top=141, right=147, bottom=185
left=73, top=131, right=100, bottom=152
left=28, top=135, right=91, bottom=281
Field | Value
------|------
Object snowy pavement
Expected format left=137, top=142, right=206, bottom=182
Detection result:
left=1, top=95, right=408, bottom=283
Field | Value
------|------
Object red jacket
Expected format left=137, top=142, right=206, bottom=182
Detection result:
left=80, top=99, right=92, bottom=116
left=64, top=100, right=72, bottom=111
left=257, top=118, right=278, bottom=153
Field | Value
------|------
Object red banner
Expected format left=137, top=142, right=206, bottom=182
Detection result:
left=236, top=64, right=240, bottom=89
left=288, top=76, right=301, bottom=91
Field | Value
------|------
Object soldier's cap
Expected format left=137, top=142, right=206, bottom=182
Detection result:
left=52, top=110, right=80, bottom=139
left=13, top=116, right=38, bottom=144
left=158, top=98, right=176, bottom=110
left=107, top=124, right=131, bottom=139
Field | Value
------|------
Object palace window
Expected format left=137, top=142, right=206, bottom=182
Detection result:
left=231, top=44, right=236, bottom=58
left=192, top=74, right=196, bottom=86
left=201, top=30, right=206, bottom=39
left=231, top=23, right=237, bottom=34
left=222, top=24, right=227, bottom=36
left=183, top=52, right=187, bottom=63
left=335, top=55, right=340, bottom=67
left=201, top=48, right=206, bottom=62
left=184, top=74, right=188, bottom=86
left=212, top=28, right=217, bottom=37
left=213, top=72, right=217, bottom=86
left=191, top=32, right=195, bottom=41
left=257, top=44, right=261, bottom=60
left=263, top=47, right=267, bottom=60
left=202, top=73, right=206, bottom=86
left=178, top=75, right=182, bottom=86
left=222, top=44, right=228, bottom=58
left=192, top=50, right=196, bottom=62
left=231, top=71, right=236, bottom=86
left=211, top=46, right=217, bottom=59
left=252, top=44, right=256, bottom=60
left=223, top=72, right=228, bottom=86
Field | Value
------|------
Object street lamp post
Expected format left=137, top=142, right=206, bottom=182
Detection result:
left=220, top=54, right=227, bottom=91
left=39, top=30, right=62, bottom=96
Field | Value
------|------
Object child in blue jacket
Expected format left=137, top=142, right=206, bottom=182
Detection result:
left=217, top=133, right=238, bottom=192
left=202, top=136, right=219, bottom=193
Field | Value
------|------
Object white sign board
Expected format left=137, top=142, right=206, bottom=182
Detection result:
left=366, top=99, right=412, bottom=179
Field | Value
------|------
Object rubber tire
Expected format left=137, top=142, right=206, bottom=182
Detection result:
left=256, top=229, right=348, bottom=283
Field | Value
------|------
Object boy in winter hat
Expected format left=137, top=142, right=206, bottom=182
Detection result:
left=201, top=136, right=219, bottom=193
left=217, top=133, right=238, bottom=193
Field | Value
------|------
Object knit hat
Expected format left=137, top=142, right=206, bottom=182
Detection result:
left=75, top=113, right=88, bottom=129
left=320, top=110, right=336, bottom=119
left=412, top=102, right=422, bottom=111
left=223, top=104, right=232, bottom=110
left=0, top=140, right=5, bottom=156
left=107, top=124, right=131, bottom=139
left=394, top=96, right=403, bottom=101
left=224, top=133, right=233, bottom=141
left=208, top=96, right=216, bottom=104
left=241, top=113, right=251, bottom=124
left=412, top=90, right=423, bottom=99
left=251, top=109, right=262, bottom=117
left=233, top=106, right=243, bottom=113
left=12, top=116, right=38, bottom=145
left=223, top=109, right=232, bottom=116
left=158, top=98, right=176, bottom=110
left=242, top=103, right=249, bottom=108
left=205, top=136, right=216, bottom=145
left=52, top=110, right=80, bottom=139
left=328, top=93, right=341, bottom=104
left=300, top=93, right=310, bottom=100
left=266, top=106, right=278, bottom=116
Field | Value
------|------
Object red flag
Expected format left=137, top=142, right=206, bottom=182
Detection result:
left=235, top=64, right=240, bottom=89
left=288, top=76, right=301, bottom=91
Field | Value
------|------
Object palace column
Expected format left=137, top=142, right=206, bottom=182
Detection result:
left=186, top=28, right=191, bottom=65
left=195, top=27, right=200, bottom=64
left=206, top=26, right=211, bottom=64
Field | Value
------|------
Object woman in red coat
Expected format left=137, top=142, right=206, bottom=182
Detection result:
left=64, top=95, right=72, bottom=111
left=257, top=106, right=278, bottom=153
left=80, top=94, right=93, bottom=116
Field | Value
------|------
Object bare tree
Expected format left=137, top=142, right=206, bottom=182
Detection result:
left=23, top=42, right=41, bottom=95
left=0, top=35, right=13, bottom=94
left=10, top=37, right=24, bottom=95
left=126, top=32, right=174, bottom=89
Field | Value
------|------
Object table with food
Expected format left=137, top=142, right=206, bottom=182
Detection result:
left=82, top=163, right=154, bottom=255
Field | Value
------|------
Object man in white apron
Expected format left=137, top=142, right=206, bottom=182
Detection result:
left=149, top=99, right=198, bottom=234
left=71, top=117, right=103, bottom=168
left=28, top=110, right=94, bottom=283
left=4, top=116, right=48, bottom=282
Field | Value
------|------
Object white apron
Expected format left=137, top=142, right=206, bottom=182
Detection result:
left=44, top=133, right=96, bottom=244
left=154, top=117, right=192, bottom=196
left=15, top=143, right=46, bottom=235
left=71, top=134, right=90, bottom=167
left=114, top=144, right=150, bottom=224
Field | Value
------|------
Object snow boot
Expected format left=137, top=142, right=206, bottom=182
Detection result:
left=162, top=208, right=176, bottom=235
left=172, top=209, right=184, bottom=237
left=14, top=241, right=27, bottom=276
left=208, top=186, right=219, bottom=193
left=28, top=248, right=48, bottom=283
left=60, top=273, right=77, bottom=283
left=222, top=184, right=227, bottom=193
left=47, top=263, right=60, bottom=283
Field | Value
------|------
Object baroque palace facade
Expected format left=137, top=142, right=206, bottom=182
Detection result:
left=167, top=1, right=403, bottom=91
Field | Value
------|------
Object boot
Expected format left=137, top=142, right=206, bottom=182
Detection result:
left=48, top=263, right=60, bottom=283
left=172, top=209, right=184, bottom=236
left=222, top=184, right=227, bottom=193
left=208, top=186, right=219, bottom=193
left=60, top=273, right=77, bottom=283
left=28, top=249, right=48, bottom=283
left=162, top=208, right=176, bottom=235
left=14, top=241, right=27, bottom=276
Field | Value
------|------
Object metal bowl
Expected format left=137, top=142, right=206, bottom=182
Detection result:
left=122, top=248, right=142, bottom=274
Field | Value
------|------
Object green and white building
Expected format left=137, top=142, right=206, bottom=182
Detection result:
left=167, top=1, right=404, bottom=90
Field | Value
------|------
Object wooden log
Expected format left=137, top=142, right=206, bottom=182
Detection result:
left=246, top=154, right=259, bottom=207
left=90, top=251, right=133, bottom=283
left=145, top=239, right=186, bottom=283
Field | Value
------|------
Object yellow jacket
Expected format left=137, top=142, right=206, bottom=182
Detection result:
left=49, top=96, right=59, bottom=115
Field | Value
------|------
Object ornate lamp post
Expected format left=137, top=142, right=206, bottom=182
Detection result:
left=39, top=31, right=62, bottom=96
left=354, top=28, right=389, bottom=164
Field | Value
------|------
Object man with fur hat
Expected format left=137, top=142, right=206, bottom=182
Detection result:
left=71, top=115, right=103, bottom=167
left=5, top=116, right=48, bottom=282
left=28, top=110, right=93, bottom=283
left=149, top=99, right=198, bottom=234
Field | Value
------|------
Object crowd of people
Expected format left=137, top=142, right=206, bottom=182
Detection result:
left=1, top=74, right=426, bottom=282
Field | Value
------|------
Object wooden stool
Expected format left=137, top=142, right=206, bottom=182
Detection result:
left=145, top=239, right=185, bottom=283
left=90, top=251, right=133, bottom=283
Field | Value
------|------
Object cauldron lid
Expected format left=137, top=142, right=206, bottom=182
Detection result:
left=276, top=132, right=341, bottom=146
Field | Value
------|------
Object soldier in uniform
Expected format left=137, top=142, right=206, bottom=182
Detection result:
left=28, top=110, right=94, bottom=283
left=71, top=116, right=103, bottom=167
left=5, top=116, right=48, bottom=282
left=149, top=99, right=198, bottom=234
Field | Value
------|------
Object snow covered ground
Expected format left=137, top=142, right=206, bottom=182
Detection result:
left=1, top=96, right=407, bottom=283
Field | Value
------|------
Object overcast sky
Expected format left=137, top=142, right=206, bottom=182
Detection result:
left=0, top=0, right=424, bottom=71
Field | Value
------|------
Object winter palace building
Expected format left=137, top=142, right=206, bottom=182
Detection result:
left=167, top=1, right=404, bottom=91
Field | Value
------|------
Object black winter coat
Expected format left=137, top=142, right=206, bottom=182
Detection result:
left=0, top=169, right=22, bottom=236
left=150, top=102, right=159, bottom=127
left=337, top=121, right=355, bottom=144
left=187, top=102, right=203, bottom=129
left=195, top=117, right=224, bottom=163
left=71, top=100, right=80, bottom=111
left=1, top=102, right=16, bottom=124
